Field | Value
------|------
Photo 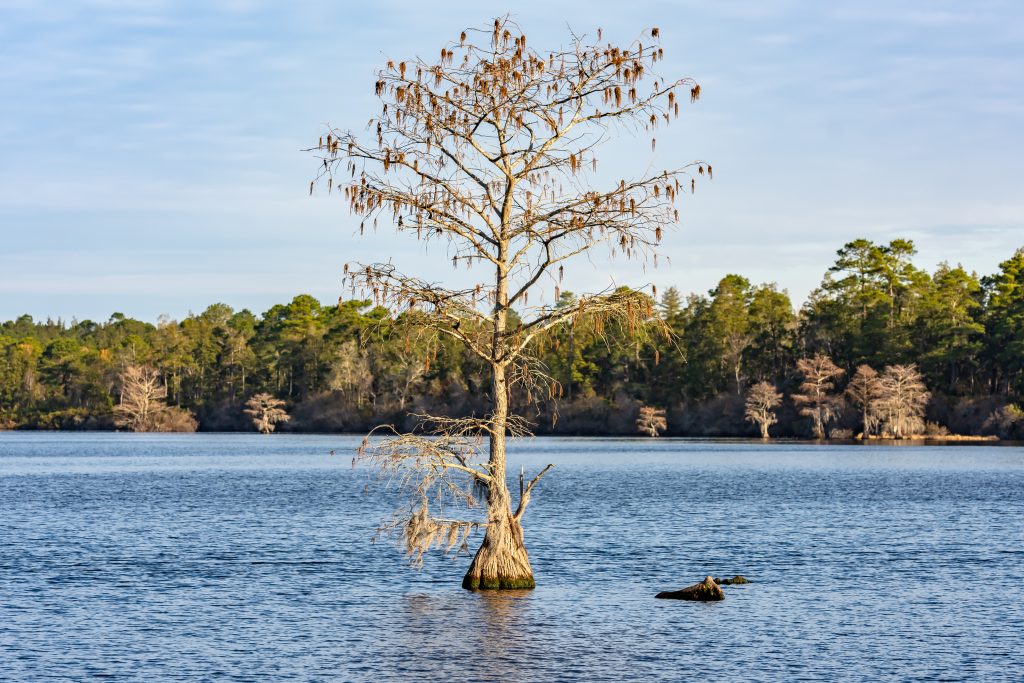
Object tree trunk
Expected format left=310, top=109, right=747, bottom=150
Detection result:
left=464, top=235, right=538, bottom=590
left=759, top=420, right=770, bottom=439
left=462, top=364, right=537, bottom=590
left=462, top=512, right=535, bottom=590
left=812, top=408, right=825, bottom=439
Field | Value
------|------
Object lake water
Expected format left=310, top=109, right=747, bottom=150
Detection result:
left=1, top=433, right=1023, bottom=681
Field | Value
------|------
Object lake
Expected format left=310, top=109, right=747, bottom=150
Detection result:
left=2, top=433, right=1022, bottom=681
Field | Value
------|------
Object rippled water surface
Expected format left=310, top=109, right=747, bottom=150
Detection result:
left=2, top=433, right=1023, bottom=681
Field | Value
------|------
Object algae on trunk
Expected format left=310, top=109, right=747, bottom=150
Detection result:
left=462, top=368, right=538, bottom=590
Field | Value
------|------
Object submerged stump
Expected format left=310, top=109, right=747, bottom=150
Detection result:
left=656, top=576, right=725, bottom=601
left=714, top=575, right=750, bottom=585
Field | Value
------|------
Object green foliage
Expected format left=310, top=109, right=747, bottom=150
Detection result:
left=804, top=238, right=930, bottom=365
left=982, top=250, right=1024, bottom=395
left=0, top=238, right=1021, bottom=433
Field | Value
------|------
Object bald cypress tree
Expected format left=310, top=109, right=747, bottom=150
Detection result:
left=312, top=17, right=706, bottom=589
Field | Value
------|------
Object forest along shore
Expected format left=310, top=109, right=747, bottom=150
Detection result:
left=2, top=239, right=1023, bottom=440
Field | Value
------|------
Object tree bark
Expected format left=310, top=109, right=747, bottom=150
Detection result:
left=462, top=509, right=536, bottom=590
left=462, top=363, right=537, bottom=590
left=463, top=235, right=537, bottom=590
left=812, top=410, right=825, bottom=439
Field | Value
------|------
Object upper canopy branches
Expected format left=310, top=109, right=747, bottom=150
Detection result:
left=312, top=17, right=705, bottom=364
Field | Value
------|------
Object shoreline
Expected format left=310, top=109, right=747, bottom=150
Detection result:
left=861, top=433, right=999, bottom=443
left=0, top=428, right=1014, bottom=446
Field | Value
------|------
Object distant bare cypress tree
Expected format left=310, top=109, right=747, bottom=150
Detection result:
left=792, top=355, right=845, bottom=439
left=114, top=365, right=167, bottom=431
left=744, top=381, right=782, bottom=438
left=636, top=406, right=667, bottom=437
left=327, top=340, right=374, bottom=407
left=114, top=365, right=197, bottom=432
left=244, top=393, right=290, bottom=434
left=845, top=364, right=882, bottom=438
left=875, top=364, right=930, bottom=438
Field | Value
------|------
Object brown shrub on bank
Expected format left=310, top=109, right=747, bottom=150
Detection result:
left=983, top=404, right=1024, bottom=440
left=151, top=407, right=198, bottom=432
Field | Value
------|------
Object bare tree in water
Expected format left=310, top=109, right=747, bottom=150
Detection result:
left=312, top=17, right=706, bottom=590
left=636, top=406, right=668, bottom=437
left=792, top=355, right=844, bottom=439
left=744, top=381, right=781, bottom=438
left=244, top=393, right=290, bottom=434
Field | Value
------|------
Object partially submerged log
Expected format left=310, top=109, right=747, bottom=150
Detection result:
left=656, top=576, right=725, bottom=601
left=714, top=575, right=750, bottom=585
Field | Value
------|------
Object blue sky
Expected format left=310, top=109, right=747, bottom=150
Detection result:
left=1, top=0, right=1022, bottom=322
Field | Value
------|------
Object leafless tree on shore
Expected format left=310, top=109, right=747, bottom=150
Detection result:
left=744, top=381, right=782, bottom=438
left=244, top=393, right=291, bottom=434
left=845, top=364, right=882, bottom=438
left=875, top=364, right=930, bottom=438
left=114, top=365, right=197, bottom=432
left=792, top=355, right=844, bottom=439
left=636, top=406, right=668, bottom=437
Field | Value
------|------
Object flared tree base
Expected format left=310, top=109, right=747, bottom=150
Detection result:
left=461, top=517, right=536, bottom=591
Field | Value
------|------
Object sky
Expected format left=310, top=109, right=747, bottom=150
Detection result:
left=1, top=0, right=1022, bottom=323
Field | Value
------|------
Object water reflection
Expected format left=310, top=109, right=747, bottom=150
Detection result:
left=477, top=591, right=533, bottom=650
left=395, top=590, right=535, bottom=680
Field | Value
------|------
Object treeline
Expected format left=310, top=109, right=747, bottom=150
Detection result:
left=1, top=238, right=1022, bottom=438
